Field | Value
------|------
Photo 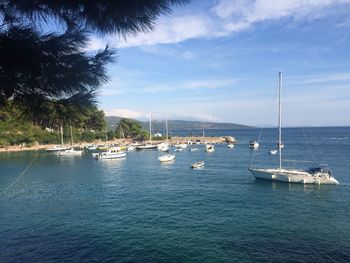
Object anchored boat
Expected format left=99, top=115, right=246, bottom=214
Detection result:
left=249, top=72, right=339, bottom=185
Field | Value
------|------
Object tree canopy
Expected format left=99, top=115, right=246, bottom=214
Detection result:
left=115, top=118, right=149, bottom=141
left=0, top=0, right=187, bottom=116
left=0, top=98, right=107, bottom=146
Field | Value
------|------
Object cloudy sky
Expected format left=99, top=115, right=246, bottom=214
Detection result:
left=90, top=0, right=350, bottom=127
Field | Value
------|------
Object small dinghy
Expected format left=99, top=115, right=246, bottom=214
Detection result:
left=191, top=161, right=205, bottom=169
left=269, top=149, right=277, bottom=155
left=189, top=148, right=198, bottom=152
left=205, top=144, right=215, bottom=153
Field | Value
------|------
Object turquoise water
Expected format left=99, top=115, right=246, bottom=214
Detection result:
left=1, top=127, right=350, bottom=262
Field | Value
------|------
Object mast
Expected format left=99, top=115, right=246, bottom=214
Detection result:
left=278, top=72, right=282, bottom=170
left=165, top=118, right=168, bottom=142
left=202, top=121, right=205, bottom=137
left=149, top=111, right=152, bottom=142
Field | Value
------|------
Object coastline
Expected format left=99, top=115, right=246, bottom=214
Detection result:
left=0, top=136, right=235, bottom=153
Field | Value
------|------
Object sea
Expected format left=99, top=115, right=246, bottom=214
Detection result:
left=1, top=127, right=350, bottom=262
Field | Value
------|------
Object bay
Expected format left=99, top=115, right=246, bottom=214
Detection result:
left=1, top=127, right=350, bottom=262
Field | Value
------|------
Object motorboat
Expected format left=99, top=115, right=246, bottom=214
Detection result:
left=127, top=146, right=135, bottom=151
left=175, top=147, right=183, bottom=152
left=249, top=72, right=339, bottom=185
left=249, top=141, right=259, bottom=149
left=191, top=161, right=205, bottom=168
left=206, top=144, right=215, bottom=153
left=95, top=147, right=127, bottom=160
left=87, top=145, right=97, bottom=150
left=179, top=144, right=187, bottom=149
left=189, top=148, right=198, bottom=152
left=227, top=144, right=235, bottom=149
left=158, top=154, right=175, bottom=162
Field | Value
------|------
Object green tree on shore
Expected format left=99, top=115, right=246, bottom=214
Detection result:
left=115, top=118, right=149, bottom=141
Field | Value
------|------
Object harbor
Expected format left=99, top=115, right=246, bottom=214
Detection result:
left=0, top=136, right=235, bottom=153
left=1, top=127, right=349, bottom=262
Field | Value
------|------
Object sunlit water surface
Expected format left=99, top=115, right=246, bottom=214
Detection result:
left=1, top=127, right=350, bottom=262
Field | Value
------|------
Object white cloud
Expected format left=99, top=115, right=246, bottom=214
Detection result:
left=118, top=15, right=211, bottom=47
left=141, top=78, right=236, bottom=93
left=87, top=0, right=350, bottom=49
left=103, top=108, right=220, bottom=122
left=104, top=108, right=149, bottom=119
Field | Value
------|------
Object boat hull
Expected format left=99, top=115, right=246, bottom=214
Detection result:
left=136, top=145, right=158, bottom=150
left=249, top=168, right=339, bottom=184
left=58, top=150, right=83, bottom=156
left=97, top=152, right=127, bottom=160
left=158, top=154, right=175, bottom=162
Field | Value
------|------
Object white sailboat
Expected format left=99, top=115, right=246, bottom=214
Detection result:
left=47, top=124, right=69, bottom=151
left=58, top=125, right=83, bottom=156
left=249, top=72, right=339, bottom=184
left=136, top=111, right=158, bottom=150
left=158, top=119, right=170, bottom=152
left=158, top=119, right=175, bottom=162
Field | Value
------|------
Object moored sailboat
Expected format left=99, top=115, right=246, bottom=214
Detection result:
left=136, top=111, right=158, bottom=150
left=249, top=72, right=339, bottom=185
left=58, top=125, right=83, bottom=156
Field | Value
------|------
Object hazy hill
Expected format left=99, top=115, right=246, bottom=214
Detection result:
left=105, top=116, right=251, bottom=131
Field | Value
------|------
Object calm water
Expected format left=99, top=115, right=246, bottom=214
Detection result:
left=1, top=127, right=350, bottom=262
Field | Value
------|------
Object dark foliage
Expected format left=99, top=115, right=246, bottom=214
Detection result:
left=0, top=0, right=187, bottom=35
left=0, top=26, right=114, bottom=115
left=0, top=0, right=186, bottom=114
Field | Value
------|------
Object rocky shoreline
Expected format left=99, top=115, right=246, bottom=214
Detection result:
left=0, top=136, right=237, bottom=153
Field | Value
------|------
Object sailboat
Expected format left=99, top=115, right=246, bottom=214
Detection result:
left=158, top=119, right=175, bottom=162
left=136, top=111, right=158, bottom=150
left=158, top=119, right=170, bottom=152
left=249, top=72, right=339, bottom=184
left=47, top=124, right=69, bottom=151
left=58, top=124, right=83, bottom=156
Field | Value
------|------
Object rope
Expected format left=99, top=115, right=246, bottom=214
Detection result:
left=250, top=127, right=264, bottom=168
left=306, top=127, right=329, bottom=166
left=2, top=152, right=39, bottom=194
left=302, top=127, right=316, bottom=164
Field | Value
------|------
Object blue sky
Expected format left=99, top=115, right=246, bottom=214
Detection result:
left=89, top=0, right=350, bottom=127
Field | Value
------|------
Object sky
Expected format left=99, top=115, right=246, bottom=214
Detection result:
left=89, top=0, right=350, bottom=127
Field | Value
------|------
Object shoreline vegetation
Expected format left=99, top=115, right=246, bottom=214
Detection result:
left=1, top=111, right=239, bottom=152
left=0, top=136, right=233, bottom=153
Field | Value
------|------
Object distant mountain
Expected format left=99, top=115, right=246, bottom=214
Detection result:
left=105, top=116, right=252, bottom=131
